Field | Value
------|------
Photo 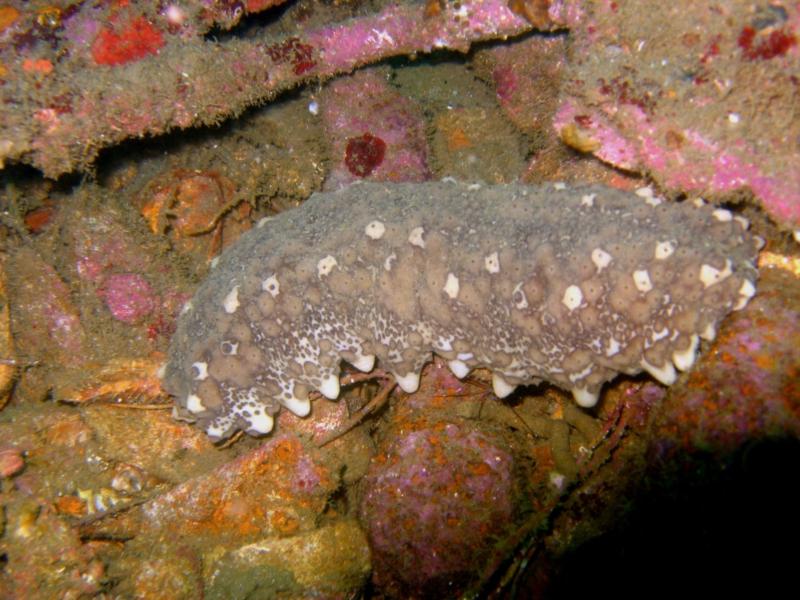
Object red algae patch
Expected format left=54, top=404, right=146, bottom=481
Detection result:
left=345, top=133, right=386, bottom=177
left=738, top=25, right=797, bottom=60
left=92, top=17, right=165, bottom=66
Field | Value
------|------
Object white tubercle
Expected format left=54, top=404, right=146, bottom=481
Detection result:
left=206, top=423, right=227, bottom=439
left=247, top=413, right=275, bottom=434
left=223, top=286, right=240, bottom=314
left=351, top=354, right=376, bottom=373
left=654, top=240, right=676, bottom=260
left=443, top=273, right=460, bottom=299
left=364, top=220, right=386, bottom=239
left=733, top=279, right=756, bottom=310
left=435, top=337, right=453, bottom=352
left=448, top=359, right=470, bottom=379
left=672, top=334, right=700, bottom=371
left=635, top=186, right=662, bottom=206
left=317, top=255, right=338, bottom=278
left=712, top=208, right=732, bottom=222
left=572, top=387, right=599, bottom=408
left=606, top=337, right=621, bottom=357
left=591, top=248, right=612, bottom=271
left=641, top=358, right=677, bottom=385
left=562, top=285, right=583, bottom=311
left=699, top=259, right=732, bottom=288
left=319, top=374, right=341, bottom=400
left=395, top=371, right=421, bottom=394
left=484, top=252, right=500, bottom=274
left=262, top=275, right=280, bottom=297
left=186, top=394, right=206, bottom=413
left=408, top=226, right=426, bottom=248
left=282, top=395, right=311, bottom=417
left=492, top=373, right=516, bottom=399
left=700, top=322, right=717, bottom=341
left=192, top=361, right=209, bottom=381
left=633, top=270, right=653, bottom=293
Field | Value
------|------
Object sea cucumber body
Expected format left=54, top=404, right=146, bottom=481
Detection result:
left=163, top=181, right=759, bottom=440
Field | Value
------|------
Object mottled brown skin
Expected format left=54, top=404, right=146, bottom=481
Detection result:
left=163, top=181, right=759, bottom=440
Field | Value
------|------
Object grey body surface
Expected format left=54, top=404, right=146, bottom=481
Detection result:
left=162, top=180, right=759, bottom=440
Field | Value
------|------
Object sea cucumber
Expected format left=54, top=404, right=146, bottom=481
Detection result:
left=162, top=181, right=760, bottom=440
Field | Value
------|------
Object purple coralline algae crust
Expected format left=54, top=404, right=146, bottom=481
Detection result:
left=554, top=0, right=800, bottom=229
left=101, top=273, right=157, bottom=324
left=359, top=420, right=514, bottom=595
left=163, top=181, right=759, bottom=441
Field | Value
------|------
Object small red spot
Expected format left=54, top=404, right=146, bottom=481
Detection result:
left=22, top=58, right=54, bottom=75
left=50, top=92, right=73, bottom=114
left=699, top=34, right=721, bottom=64
left=738, top=25, right=796, bottom=60
left=246, top=0, right=278, bottom=11
left=265, top=37, right=316, bottom=76
left=574, top=114, right=593, bottom=127
left=146, top=314, right=175, bottom=341
left=738, top=25, right=756, bottom=51
left=345, top=133, right=386, bottom=177
left=682, top=32, right=701, bottom=47
left=597, top=77, right=653, bottom=112
left=293, top=58, right=315, bottom=75
left=24, top=206, right=54, bottom=233
left=92, top=17, right=165, bottom=66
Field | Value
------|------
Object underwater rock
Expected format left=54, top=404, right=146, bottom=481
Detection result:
left=360, top=419, right=515, bottom=596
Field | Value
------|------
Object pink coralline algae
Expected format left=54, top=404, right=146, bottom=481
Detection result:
left=320, top=70, right=430, bottom=188
left=553, top=0, right=800, bottom=230
left=100, top=273, right=157, bottom=325
left=554, top=101, right=800, bottom=229
left=360, top=420, right=516, bottom=597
